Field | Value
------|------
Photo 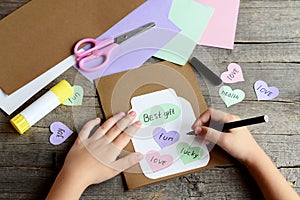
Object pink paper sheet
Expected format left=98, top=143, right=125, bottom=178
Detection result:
left=197, top=0, right=240, bottom=49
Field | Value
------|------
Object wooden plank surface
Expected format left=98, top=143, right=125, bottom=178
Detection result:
left=0, top=0, right=299, bottom=199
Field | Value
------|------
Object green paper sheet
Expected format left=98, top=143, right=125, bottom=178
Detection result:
left=154, top=0, right=214, bottom=65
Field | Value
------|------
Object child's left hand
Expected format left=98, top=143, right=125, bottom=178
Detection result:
left=47, top=111, right=142, bottom=200
left=65, top=111, right=142, bottom=184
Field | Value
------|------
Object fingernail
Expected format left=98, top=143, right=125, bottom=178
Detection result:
left=135, top=120, right=142, bottom=127
left=129, top=111, right=136, bottom=116
left=195, top=127, right=202, bottom=135
left=136, top=153, right=144, bottom=162
left=191, top=122, right=196, bottom=129
left=192, top=121, right=200, bottom=129
left=118, top=112, right=126, bottom=117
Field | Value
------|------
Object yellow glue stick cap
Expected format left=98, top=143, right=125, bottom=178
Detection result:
left=50, top=80, right=74, bottom=103
left=10, top=114, right=30, bottom=134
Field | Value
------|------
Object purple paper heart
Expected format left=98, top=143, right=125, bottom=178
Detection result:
left=153, top=127, right=179, bottom=149
left=49, top=122, right=73, bottom=145
left=254, top=80, right=279, bottom=100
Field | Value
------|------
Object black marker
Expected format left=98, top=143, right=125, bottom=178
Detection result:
left=189, top=57, right=222, bottom=86
left=186, top=115, right=269, bottom=135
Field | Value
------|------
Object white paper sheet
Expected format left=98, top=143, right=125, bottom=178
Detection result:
left=0, top=55, right=76, bottom=115
left=131, top=89, right=210, bottom=179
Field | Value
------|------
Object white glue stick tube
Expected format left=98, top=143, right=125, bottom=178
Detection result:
left=10, top=80, right=74, bottom=134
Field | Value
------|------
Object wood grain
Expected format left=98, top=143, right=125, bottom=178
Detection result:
left=0, top=0, right=299, bottom=199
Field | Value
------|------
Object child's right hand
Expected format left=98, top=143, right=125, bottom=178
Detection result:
left=192, top=108, right=263, bottom=166
left=193, top=108, right=300, bottom=200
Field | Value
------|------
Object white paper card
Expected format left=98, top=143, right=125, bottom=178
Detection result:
left=131, top=89, right=210, bottom=179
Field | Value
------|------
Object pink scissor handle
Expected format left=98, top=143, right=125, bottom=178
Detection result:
left=74, top=38, right=118, bottom=72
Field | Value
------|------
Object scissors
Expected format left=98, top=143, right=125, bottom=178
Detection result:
left=74, top=22, right=155, bottom=72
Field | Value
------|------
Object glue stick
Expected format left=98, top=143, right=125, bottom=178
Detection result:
left=10, top=80, right=74, bottom=134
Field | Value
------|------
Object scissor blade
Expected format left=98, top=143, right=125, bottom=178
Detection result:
left=114, top=22, right=155, bottom=44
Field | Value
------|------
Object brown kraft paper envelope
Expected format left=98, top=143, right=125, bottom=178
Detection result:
left=0, top=0, right=144, bottom=95
left=95, top=61, right=234, bottom=190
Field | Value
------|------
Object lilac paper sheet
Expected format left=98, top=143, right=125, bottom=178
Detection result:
left=74, top=0, right=180, bottom=82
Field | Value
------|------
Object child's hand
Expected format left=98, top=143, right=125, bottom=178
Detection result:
left=192, top=108, right=262, bottom=165
left=192, top=108, right=300, bottom=200
left=64, top=111, right=142, bottom=186
left=47, top=111, right=143, bottom=200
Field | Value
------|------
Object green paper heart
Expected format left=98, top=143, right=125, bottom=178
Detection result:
left=63, top=85, right=84, bottom=106
left=176, top=142, right=203, bottom=164
left=219, top=85, right=245, bottom=107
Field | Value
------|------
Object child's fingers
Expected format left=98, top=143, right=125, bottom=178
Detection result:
left=105, top=111, right=136, bottom=143
left=202, top=108, right=227, bottom=123
left=79, top=118, right=101, bottom=140
left=192, top=108, right=217, bottom=129
left=206, top=108, right=240, bottom=123
left=196, top=126, right=224, bottom=145
left=110, top=152, right=143, bottom=174
left=112, top=121, right=141, bottom=149
left=192, top=108, right=239, bottom=130
left=92, top=112, right=126, bottom=140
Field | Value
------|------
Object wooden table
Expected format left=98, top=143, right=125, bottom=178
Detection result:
left=0, top=1, right=299, bottom=199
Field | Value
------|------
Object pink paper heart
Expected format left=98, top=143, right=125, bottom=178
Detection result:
left=153, top=127, right=179, bottom=149
left=254, top=80, right=279, bottom=100
left=220, top=63, right=244, bottom=83
left=49, top=122, right=73, bottom=145
left=146, top=150, right=173, bottom=172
